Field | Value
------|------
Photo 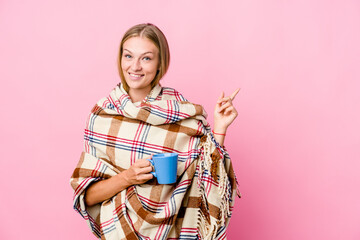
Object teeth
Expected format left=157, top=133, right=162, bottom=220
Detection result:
left=130, top=73, right=143, bottom=77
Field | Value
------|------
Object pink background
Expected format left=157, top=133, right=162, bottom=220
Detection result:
left=1, top=0, right=359, bottom=239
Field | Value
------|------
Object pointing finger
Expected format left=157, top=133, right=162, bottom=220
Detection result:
left=230, top=88, right=241, bottom=101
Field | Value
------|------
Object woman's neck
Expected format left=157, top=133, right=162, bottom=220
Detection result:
left=128, top=86, right=151, bottom=102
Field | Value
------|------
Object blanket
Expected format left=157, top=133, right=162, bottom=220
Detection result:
left=70, top=83, right=239, bottom=239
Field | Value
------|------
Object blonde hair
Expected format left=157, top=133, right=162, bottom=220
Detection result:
left=118, top=23, right=170, bottom=92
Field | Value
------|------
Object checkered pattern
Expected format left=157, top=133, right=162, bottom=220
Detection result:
left=70, top=84, right=239, bottom=239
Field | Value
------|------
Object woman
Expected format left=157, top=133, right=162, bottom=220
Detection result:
left=70, top=23, right=240, bottom=240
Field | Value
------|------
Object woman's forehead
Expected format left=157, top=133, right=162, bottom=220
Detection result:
left=123, top=37, right=158, bottom=54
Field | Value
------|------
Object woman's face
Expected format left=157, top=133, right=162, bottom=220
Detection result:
left=121, top=37, right=159, bottom=95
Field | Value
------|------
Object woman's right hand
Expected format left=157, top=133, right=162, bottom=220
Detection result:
left=85, top=157, right=154, bottom=207
left=123, top=156, right=154, bottom=185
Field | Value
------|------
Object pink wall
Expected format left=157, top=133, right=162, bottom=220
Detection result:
left=1, top=0, right=359, bottom=239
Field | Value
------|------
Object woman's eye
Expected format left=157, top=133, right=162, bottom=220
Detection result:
left=143, top=57, right=151, bottom=61
left=124, top=54, right=132, bottom=59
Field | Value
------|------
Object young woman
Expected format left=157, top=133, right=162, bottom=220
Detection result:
left=70, top=23, right=240, bottom=240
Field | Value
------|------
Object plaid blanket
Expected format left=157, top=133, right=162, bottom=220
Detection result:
left=70, top=83, right=239, bottom=239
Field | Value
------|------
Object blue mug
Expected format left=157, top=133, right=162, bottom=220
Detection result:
left=148, top=153, right=178, bottom=184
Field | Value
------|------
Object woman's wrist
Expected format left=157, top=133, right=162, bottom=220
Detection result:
left=212, top=126, right=227, bottom=147
left=213, top=126, right=227, bottom=135
left=117, top=170, right=132, bottom=188
left=212, top=130, right=226, bottom=136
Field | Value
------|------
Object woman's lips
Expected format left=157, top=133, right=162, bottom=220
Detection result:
left=128, top=72, right=144, bottom=80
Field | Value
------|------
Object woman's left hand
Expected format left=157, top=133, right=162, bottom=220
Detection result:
left=213, top=88, right=240, bottom=134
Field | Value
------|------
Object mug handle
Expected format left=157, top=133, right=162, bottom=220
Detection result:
left=147, top=158, right=156, bottom=178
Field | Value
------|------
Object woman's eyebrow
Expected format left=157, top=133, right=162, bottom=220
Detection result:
left=123, top=48, right=154, bottom=55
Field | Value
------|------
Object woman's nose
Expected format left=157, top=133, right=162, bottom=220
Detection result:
left=131, top=59, right=142, bottom=71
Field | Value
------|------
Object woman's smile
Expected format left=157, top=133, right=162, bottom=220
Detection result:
left=128, top=72, right=145, bottom=80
